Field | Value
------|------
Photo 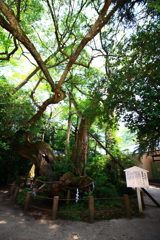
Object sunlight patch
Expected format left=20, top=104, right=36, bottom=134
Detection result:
left=73, top=234, right=79, bottom=239
left=0, top=220, right=7, bottom=224
left=49, top=224, right=59, bottom=229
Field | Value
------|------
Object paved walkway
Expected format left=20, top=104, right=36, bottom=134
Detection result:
left=0, top=185, right=160, bottom=240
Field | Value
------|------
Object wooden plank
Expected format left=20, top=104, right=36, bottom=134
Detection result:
left=124, top=194, right=131, bottom=217
left=66, top=189, right=71, bottom=204
left=89, top=196, right=94, bottom=223
left=24, top=192, right=32, bottom=213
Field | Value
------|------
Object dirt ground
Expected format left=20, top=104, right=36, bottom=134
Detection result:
left=0, top=184, right=160, bottom=240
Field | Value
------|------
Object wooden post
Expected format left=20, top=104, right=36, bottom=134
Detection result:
left=12, top=187, right=20, bottom=203
left=52, top=196, right=59, bottom=220
left=89, top=196, right=94, bottom=223
left=124, top=194, right=131, bottom=217
left=66, top=189, right=71, bottom=204
left=24, top=191, right=32, bottom=213
left=8, top=183, right=15, bottom=196
left=137, top=187, right=143, bottom=213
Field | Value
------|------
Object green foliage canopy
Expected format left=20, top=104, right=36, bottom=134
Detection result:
left=105, top=23, right=160, bottom=152
left=0, top=77, right=36, bottom=140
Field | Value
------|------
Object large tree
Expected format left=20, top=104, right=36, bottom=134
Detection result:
left=0, top=0, right=158, bottom=176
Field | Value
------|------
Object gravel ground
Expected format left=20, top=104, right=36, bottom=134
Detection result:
left=0, top=185, right=160, bottom=240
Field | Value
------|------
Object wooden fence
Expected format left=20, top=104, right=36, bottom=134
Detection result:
left=8, top=183, right=142, bottom=223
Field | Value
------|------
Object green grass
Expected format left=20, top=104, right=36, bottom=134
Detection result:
left=58, top=201, right=89, bottom=221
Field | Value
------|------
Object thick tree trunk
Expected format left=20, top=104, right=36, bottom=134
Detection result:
left=65, top=94, right=72, bottom=156
left=69, top=91, right=98, bottom=176
left=71, top=116, right=91, bottom=176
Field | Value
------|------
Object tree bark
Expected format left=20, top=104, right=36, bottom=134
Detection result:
left=65, top=94, right=72, bottom=156
left=71, top=116, right=91, bottom=176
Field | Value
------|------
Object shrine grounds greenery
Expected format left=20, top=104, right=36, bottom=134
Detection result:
left=0, top=0, right=159, bottom=222
left=15, top=149, right=138, bottom=221
left=0, top=79, right=139, bottom=221
left=16, top=186, right=138, bottom=221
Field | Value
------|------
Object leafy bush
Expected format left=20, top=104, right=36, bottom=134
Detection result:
left=52, top=158, right=73, bottom=180
left=16, top=187, right=30, bottom=204
left=0, top=79, right=35, bottom=184
left=86, top=149, right=136, bottom=197
left=36, top=175, right=47, bottom=181
left=0, top=142, right=32, bottom=184
left=58, top=201, right=88, bottom=221
left=94, top=199, right=121, bottom=210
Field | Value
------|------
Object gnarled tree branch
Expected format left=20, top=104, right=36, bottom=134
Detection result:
left=0, top=0, right=55, bottom=91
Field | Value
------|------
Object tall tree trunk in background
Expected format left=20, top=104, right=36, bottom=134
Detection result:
left=71, top=116, right=91, bottom=176
left=105, top=125, right=117, bottom=152
left=69, top=91, right=99, bottom=175
left=65, top=95, right=72, bottom=156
